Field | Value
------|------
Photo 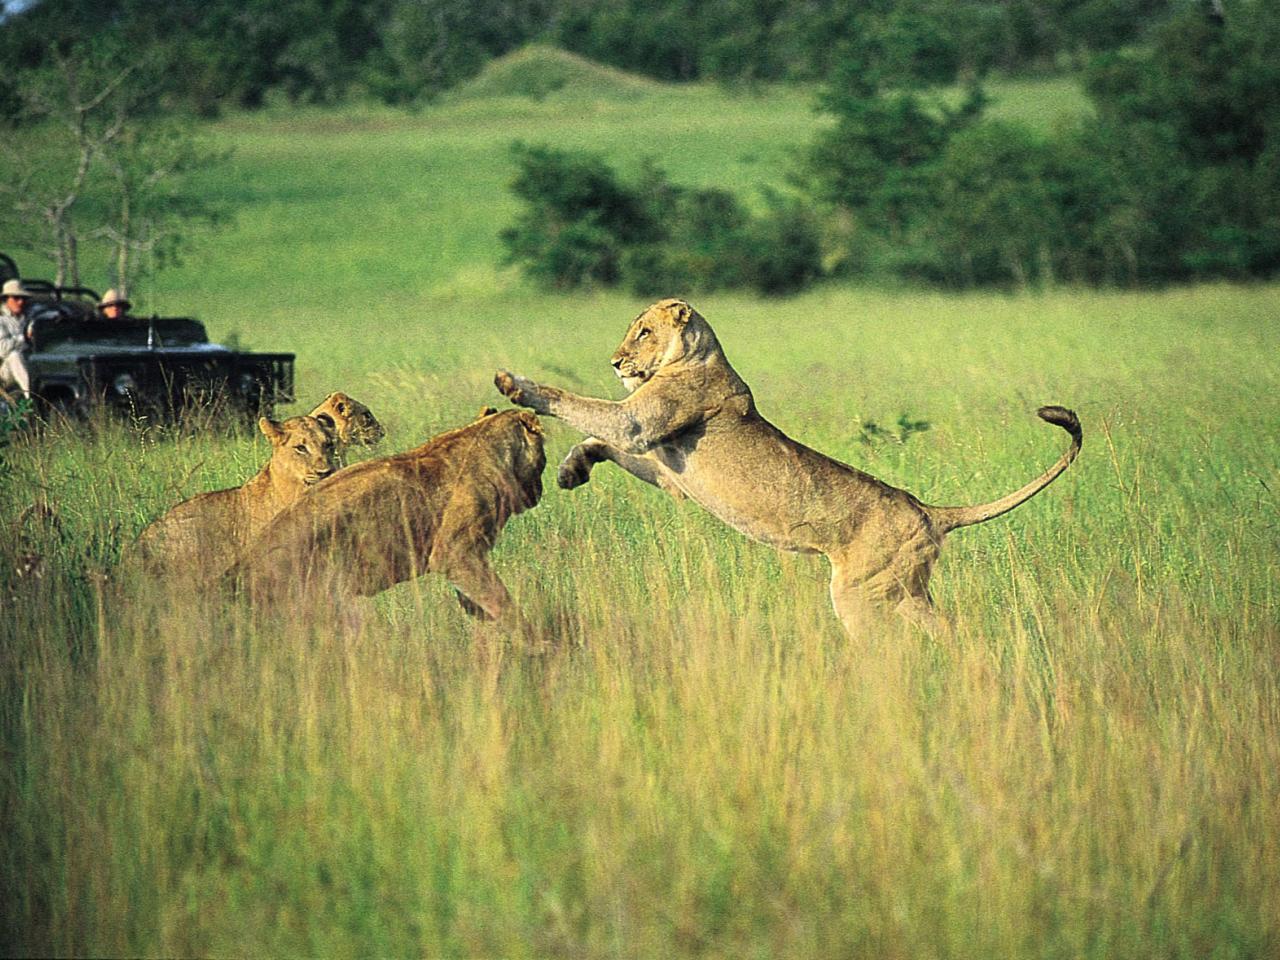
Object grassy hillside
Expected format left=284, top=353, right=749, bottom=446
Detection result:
left=3, top=67, right=1278, bottom=957
left=107, top=64, right=1089, bottom=331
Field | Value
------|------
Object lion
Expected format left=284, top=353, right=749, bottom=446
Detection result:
left=223, top=407, right=546, bottom=631
left=308, top=391, right=385, bottom=463
left=131, top=415, right=339, bottom=581
left=495, top=298, right=1081, bottom=634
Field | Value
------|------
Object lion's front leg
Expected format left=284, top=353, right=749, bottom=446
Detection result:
left=558, top=438, right=686, bottom=500
left=495, top=369, right=684, bottom=454
left=440, top=552, right=518, bottom=623
left=557, top=439, right=605, bottom=489
left=493, top=370, right=561, bottom=416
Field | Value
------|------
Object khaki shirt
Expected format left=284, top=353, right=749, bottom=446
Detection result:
left=0, top=304, right=29, bottom=356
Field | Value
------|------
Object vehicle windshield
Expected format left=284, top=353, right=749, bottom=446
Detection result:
left=29, top=306, right=210, bottom=350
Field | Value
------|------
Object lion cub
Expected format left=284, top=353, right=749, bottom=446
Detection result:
left=131, top=415, right=338, bottom=582
left=225, top=408, right=546, bottom=631
left=308, top=391, right=385, bottom=464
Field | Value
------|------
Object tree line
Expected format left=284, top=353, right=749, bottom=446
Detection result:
left=504, top=1, right=1280, bottom=291
left=3, top=0, right=1276, bottom=293
left=2, top=0, right=1174, bottom=115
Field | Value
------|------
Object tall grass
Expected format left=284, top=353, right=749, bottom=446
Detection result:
left=3, top=280, right=1278, bottom=956
left=3, top=74, right=1277, bottom=956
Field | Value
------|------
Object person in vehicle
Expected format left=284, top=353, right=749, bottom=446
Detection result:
left=97, top=288, right=133, bottom=321
left=0, top=278, right=33, bottom=399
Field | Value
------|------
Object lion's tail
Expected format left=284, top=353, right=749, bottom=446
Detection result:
left=927, top=406, right=1081, bottom=534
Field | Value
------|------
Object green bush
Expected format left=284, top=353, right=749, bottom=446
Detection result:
left=499, top=143, right=658, bottom=288
left=925, top=121, right=1064, bottom=287
left=501, top=144, right=824, bottom=296
left=727, top=194, right=825, bottom=296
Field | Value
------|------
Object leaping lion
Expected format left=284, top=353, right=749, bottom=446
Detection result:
left=495, top=298, right=1081, bottom=634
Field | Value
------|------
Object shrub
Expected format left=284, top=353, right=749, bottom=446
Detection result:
left=926, top=121, right=1064, bottom=287
left=500, top=143, right=659, bottom=288
left=725, top=194, right=825, bottom=296
left=502, top=144, right=824, bottom=296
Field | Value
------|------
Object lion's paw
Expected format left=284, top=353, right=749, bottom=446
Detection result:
left=557, top=445, right=597, bottom=489
left=494, top=369, right=521, bottom=401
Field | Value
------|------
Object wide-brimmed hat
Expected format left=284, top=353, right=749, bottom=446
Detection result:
left=2, top=278, right=32, bottom=299
left=98, top=288, right=132, bottom=310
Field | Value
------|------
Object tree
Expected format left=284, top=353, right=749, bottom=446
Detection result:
left=800, top=43, right=986, bottom=242
left=501, top=144, right=823, bottom=295
left=1078, top=0, right=1280, bottom=280
left=92, top=120, right=230, bottom=296
left=0, top=41, right=229, bottom=295
left=1, top=46, right=136, bottom=286
left=927, top=121, right=1063, bottom=286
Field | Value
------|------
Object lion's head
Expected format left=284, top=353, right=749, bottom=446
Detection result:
left=309, top=392, right=385, bottom=447
left=487, top=408, right=546, bottom=510
left=611, top=298, right=717, bottom=392
left=260, top=415, right=339, bottom=486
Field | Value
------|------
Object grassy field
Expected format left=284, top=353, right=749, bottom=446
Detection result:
left=3, top=60, right=1279, bottom=957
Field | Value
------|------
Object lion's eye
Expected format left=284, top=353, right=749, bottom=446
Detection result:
left=636, top=328, right=649, bottom=340
left=294, top=444, right=309, bottom=454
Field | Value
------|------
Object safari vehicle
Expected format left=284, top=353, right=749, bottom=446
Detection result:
left=1, top=253, right=294, bottom=422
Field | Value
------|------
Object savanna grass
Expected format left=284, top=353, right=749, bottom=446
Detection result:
left=3, top=280, right=1278, bottom=957
left=3, top=75, right=1278, bottom=957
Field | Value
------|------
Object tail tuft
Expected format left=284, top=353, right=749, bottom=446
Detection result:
left=1037, top=405, right=1081, bottom=445
left=929, top=404, right=1083, bottom=533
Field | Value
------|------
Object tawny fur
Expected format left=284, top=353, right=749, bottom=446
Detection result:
left=131, top=415, right=338, bottom=581
left=308, top=391, right=385, bottom=464
left=495, top=298, right=1081, bottom=634
left=224, top=408, right=545, bottom=629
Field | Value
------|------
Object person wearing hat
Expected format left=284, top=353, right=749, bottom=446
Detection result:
left=0, top=278, right=33, bottom=399
left=97, top=288, right=133, bottom=321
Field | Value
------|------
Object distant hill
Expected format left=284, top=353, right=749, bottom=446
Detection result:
left=451, top=45, right=662, bottom=102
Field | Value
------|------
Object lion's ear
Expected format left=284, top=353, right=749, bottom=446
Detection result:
left=314, top=412, right=335, bottom=430
left=476, top=405, right=498, bottom=419
left=517, top=410, right=543, bottom=435
left=259, top=417, right=283, bottom=443
left=670, top=300, right=693, bottom=326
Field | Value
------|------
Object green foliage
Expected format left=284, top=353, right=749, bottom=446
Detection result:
left=802, top=1, right=1280, bottom=287
left=502, top=145, right=823, bottom=296
left=499, top=143, right=658, bottom=288
left=1078, top=1, right=1280, bottom=280
left=855, top=412, right=931, bottom=446
left=0, top=0, right=1179, bottom=113
left=0, top=39, right=233, bottom=294
left=804, top=80, right=987, bottom=240
left=0, top=396, right=33, bottom=471
left=921, top=120, right=1064, bottom=286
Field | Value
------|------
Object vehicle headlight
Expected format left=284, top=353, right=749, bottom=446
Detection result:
left=112, top=372, right=138, bottom=395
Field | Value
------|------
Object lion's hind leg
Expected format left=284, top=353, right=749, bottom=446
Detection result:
left=828, top=531, right=945, bottom=637
left=437, top=552, right=515, bottom=624
left=894, top=594, right=952, bottom=636
left=827, top=551, right=898, bottom=638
